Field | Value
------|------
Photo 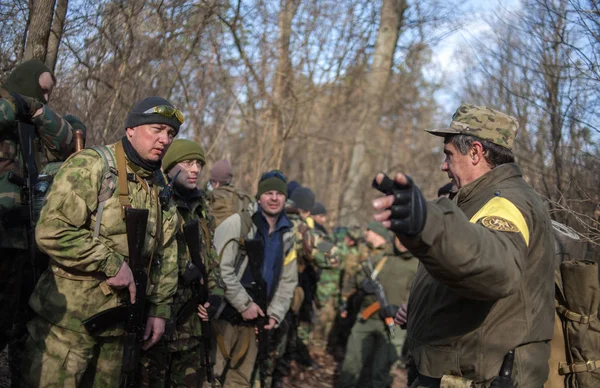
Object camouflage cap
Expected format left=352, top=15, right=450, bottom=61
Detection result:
left=426, top=104, right=519, bottom=150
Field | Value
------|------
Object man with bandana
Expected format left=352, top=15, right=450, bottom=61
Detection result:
left=17, top=96, right=181, bottom=386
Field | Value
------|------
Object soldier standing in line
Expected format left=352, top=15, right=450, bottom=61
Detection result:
left=336, top=222, right=406, bottom=388
left=18, top=96, right=182, bottom=386
left=0, top=60, right=83, bottom=385
left=140, top=139, right=225, bottom=387
left=376, top=104, right=555, bottom=387
left=311, top=202, right=341, bottom=347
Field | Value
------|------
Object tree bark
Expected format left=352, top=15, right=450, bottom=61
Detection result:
left=24, top=0, right=57, bottom=62
left=268, top=0, right=299, bottom=169
left=45, top=0, right=68, bottom=72
left=340, top=0, right=407, bottom=224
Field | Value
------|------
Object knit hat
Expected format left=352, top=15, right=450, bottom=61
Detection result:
left=257, top=170, right=288, bottom=198
left=162, top=139, right=205, bottom=173
left=210, top=160, right=233, bottom=184
left=290, top=187, right=315, bottom=212
left=312, top=202, right=327, bottom=215
left=287, top=180, right=301, bottom=197
left=125, top=96, right=182, bottom=134
left=367, top=221, right=390, bottom=241
left=3, top=59, right=55, bottom=103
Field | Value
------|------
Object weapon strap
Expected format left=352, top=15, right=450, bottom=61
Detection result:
left=371, top=256, right=388, bottom=280
left=216, top=328, right=251, bottom=369
left=115, top=140, right=132, bottom=217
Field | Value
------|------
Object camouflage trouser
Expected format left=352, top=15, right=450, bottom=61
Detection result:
left=251, top=318, right=290, bottom=388
left=207, top=319, right=257, bottom=388
left=140, top=337, right=206, bottom=388
left=337, top=317, right=398, bottom=388
left=313, top=298, right=336, bottom=344
left=18, top=316, right=124, bottom=387
left=297, top=321, right=312, bottom=344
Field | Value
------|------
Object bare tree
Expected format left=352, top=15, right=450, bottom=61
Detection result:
left=23, top=0, right=56, bottom=62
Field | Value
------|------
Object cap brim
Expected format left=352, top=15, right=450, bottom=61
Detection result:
left=424, top=128, right=460, bottom=137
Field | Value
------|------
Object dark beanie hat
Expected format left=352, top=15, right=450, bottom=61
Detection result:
left=162, top=139, right=205, bottom=173
left=257, top=170, right=288, bottom=198
left=210, top=160, right=233, bottom=183
left=290, top=187, right=315, bottom=212
left=125, top=96, right=182, bottom=134
left=287, top=180, right=301, bottom=197
left=312, top=202, right=327, bottom=215
left=3, top=59, right=55, bottom=103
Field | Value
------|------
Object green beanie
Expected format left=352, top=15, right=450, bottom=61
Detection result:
left=3, top=60, right=55, bottom=104
left=257, top=170, right=288, bottom=198
left=162, top=139, right=205, bottom=173
left=367, top=221, right=390, bottom=241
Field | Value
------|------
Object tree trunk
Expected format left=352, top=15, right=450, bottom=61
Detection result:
left=45, top=0, right=68, bottom=72
left=340, top=0, right=407, bottom=224
left=24, top=0, right=57, bottom=62
left=268, top=0, right=299, bottom=169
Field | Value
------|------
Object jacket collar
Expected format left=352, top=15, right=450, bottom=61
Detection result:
left=455, top=163, right=522, bottom=206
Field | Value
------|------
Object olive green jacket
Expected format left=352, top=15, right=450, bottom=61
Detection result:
left=402, top=163, right=555, bottom=387
left=32, top=142, right=179, bottom=336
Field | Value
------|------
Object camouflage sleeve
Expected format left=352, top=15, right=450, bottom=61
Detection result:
left=207, top=243, right=225, bottom=297
left=147, top=206, right=179, bottom=319
left=32, top=105, right=75, bottom=159
left=309, top=231, right=339, bottom=269
left=35, top=150, right=126, bottom=274
left=0, top=99, right=17, bottom=123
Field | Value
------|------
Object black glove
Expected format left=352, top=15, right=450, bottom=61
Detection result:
left=8, top=92, right=42, bottom=121
left=379, top=304, right=399, bottom=319
left=372, top=173, right=427, bottom=236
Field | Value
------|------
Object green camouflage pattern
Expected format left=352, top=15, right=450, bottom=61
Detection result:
left=0, top=97, right=77, bottom=249
left=426, top=103, right=519, bottom=150
left=31, top=143, right=179, bottom=336
left=18, top=316, right=125, bottom=387
left=140, top=339, right=206, bottom=387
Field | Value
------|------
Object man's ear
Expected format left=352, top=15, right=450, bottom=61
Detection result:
left=471, top=141, right=485, bottom=165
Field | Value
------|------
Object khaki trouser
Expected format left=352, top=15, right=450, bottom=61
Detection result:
left=208, top=319, right=258, bottom=388
left=18, top=316, right=123, bottom=387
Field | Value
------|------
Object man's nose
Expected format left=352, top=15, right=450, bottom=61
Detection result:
left=441, top=160, right=448, bottom=172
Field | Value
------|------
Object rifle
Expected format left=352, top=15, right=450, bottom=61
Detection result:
left=180, top=219, right=215, bottom=386
left=360, top=259, right=396, bottom=339
left=82, top=208, right=149, bottom=388
left=245, top=238, right=269, bottom=388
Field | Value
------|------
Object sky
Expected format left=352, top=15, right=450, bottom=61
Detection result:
left=430, top=0, right=522, bottom=110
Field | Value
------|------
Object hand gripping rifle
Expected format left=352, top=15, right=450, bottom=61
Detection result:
left=180, top=218, right=215, bottom=386
left=82, top=208, right=149, bottom=388
left=245, top=238, right=269, bottom=388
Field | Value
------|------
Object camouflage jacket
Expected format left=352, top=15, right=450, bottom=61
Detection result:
left=32, top=142, right=179, bottom=336
left=313, top=223, right=342, bottom=304
left=166, top=187, right=225, bottom=350
left=0, top=97, right=77, bottom=249
left=288, top=214, right=339, bottom=270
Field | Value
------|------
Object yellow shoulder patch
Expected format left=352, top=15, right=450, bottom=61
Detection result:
left=305, top=216, right=315, bottom=229
left=284, top=249, right=297, bottom=266
left=469, top=196, right=530, bottom=246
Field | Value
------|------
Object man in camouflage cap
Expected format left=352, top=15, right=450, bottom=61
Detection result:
left=18, top=96, right=182, bottom=386
left=373, top=103, right=555, bottom=387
